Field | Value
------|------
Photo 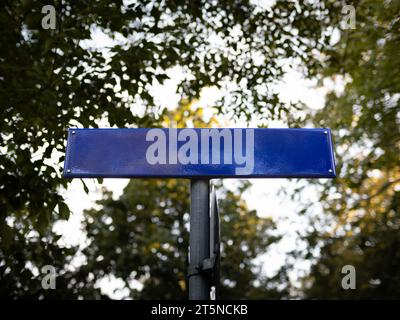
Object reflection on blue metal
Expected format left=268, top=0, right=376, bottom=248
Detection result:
left=63, top=128, right=336, bottom=178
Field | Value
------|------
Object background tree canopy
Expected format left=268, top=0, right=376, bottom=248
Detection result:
left=78, top=105, right=288, bottom=299
left=295, top=0, right=400, bottom=298
left=0, top=0, right=399, bottom=299
left=0, top=0, right=333, bottom=234
left=82, top=178, right=284, bottom=299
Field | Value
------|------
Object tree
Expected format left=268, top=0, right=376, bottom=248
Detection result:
left=77, top=102, right=285, bottom=299
left=82, top=179, right=284, bottom=299
left=295, top=0, right=400, bottom=298
left=0, top=214, right=105, bottom=298
left=0, top=0, right=337, bottom=297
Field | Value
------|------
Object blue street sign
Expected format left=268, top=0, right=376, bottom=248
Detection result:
left=63, top=128, right=336, bottom=179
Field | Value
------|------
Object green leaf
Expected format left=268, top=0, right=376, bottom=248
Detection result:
left=58, top=202, right=70, bottom=220
left=81, top=178, right=89, bottom=194
left=0, top=223, right=13, bottom=249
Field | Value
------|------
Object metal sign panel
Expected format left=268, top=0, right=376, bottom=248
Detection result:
left=63, top=128, right=336, bottom=178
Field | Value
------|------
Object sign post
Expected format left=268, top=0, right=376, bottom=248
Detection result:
left=64, top=127, right=336, bottom=300
left=188, top=179, right=210, bottom=300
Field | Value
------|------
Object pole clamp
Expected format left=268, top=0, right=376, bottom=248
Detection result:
left=187, top=254, right=216, bottom=278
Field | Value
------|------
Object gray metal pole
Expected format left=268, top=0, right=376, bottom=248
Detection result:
left=189, top=179, right=210, bottom=300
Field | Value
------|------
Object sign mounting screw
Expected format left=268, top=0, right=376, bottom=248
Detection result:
left=324, top=130, right=328, bottom=134
left=67, top=169, right=71, bottom=173
left=329, top=169, right=333, bottom=173
left=72, top=131, right=76, bottom=134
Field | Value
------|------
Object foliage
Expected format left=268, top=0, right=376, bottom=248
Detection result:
left=0, top=217, right=103, bottom=299
left=296, top=0, right=400, bottom=298
left=0, top=0, right=336, bottom=297
left=2, top=0, right=398, bottom=299
left=0, top=0, right=330, bottom=233
left=82, top=179, right=284, bottom=299
left=76, top=103, right=285, bottom=299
